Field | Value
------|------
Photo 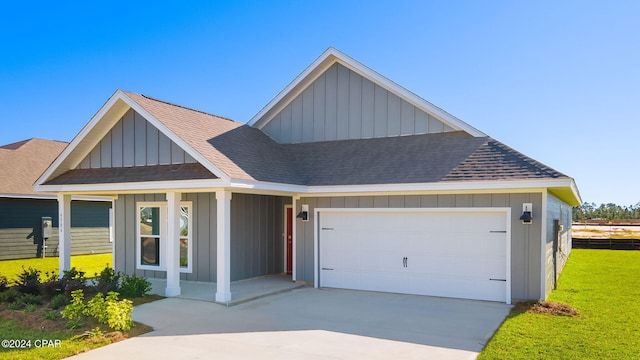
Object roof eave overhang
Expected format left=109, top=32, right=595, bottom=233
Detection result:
left=248, top=47, right=486, bottom=137
left=35, top=178, right=228, bottom=195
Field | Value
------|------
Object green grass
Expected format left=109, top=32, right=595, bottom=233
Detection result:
left=479, top=249, right=640, bottom=359
left=0, top=254, right=112, bottom=283
left=0, top=317, right=110, bottom=359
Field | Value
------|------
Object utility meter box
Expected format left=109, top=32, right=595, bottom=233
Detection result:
left=42, top=217, right=53, bottom=239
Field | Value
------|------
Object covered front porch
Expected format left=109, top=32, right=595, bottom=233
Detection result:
left=56, top=190, right=294, bottom=303
left=147, top=274, right=304, bottom=306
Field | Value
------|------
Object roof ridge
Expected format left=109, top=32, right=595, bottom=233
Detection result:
left=139, top=93, right=237, bottom=123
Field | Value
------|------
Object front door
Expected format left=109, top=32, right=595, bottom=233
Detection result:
left=286, top=207, right=293, bottom=275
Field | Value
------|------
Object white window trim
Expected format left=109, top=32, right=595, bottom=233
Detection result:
left=136, top=201, right=193, bottom=273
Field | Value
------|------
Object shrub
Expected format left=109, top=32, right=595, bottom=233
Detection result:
left=92, top=266, right=120, bottom=294
left=85, top=292, right=108, bottom=323
left=61, top=268, right=87, bottom=295
left=0, top=274, right=8, bottom=293
left=0, top=288, right=22, bottom=303
left=15, top=266, right=42, bottom=295
left=41, top=271, right=64, bottom=299
left=119, top=274, right=151, bottom=298
left=49, top=294, right=70, bottom=310
left=25, top=304, right=37, bottom=312
left=61, top=289, right=85, bottom=320
left=66, top=318, right=84, bottom=329
left=105, top=292, right=134, bottom=331
left=21, top=293, right=43, bottom=305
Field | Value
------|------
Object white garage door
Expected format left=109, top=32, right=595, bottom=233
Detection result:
left=318, top=209, right=509, bottom=303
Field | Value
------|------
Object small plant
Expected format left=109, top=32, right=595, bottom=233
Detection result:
left=61, top=289, right=86, bottom=320
left=66, top=318, right=84, bottom=329
left=49, top=293, right=70, bottom=310
left=15, top=266, right=42, bottom=295
left=92, top=266, right=120, bottom=294
left=0, top=288, right=22, bottom=303
left=21, top=293, right=43, bottom=305
left=0, top=274, right=8, bottom=293
left=24, top=303, right=37, bottom=312
left=119, top=274, right=151, bottom=298
left=44, top=310, right=59, bottom=320
left=8, top=300, right=24, bottom=310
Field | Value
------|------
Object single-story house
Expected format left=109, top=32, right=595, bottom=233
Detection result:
left=0, top=138, right=112, bottom=260
left=35, top=48, right=580, bottom=304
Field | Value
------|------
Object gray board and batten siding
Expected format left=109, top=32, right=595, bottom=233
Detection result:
left=114, top=192, right=290, bottom=283
left=261, top=63, right=454, bottom=144
left=0, top=198, right=112, bottom=260
left=545, top=193, right=573, bottom=296
left=296, top=193, right=544, bottom=302
left=78, top=108, right=197, bottom=169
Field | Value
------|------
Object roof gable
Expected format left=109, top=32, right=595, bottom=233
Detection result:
left=36, top=90, right=235, bottom=188
left=249, top=47, right=486, bottom=139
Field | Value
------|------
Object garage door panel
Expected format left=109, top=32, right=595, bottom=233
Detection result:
left=319, top=210, right=508, bottom=303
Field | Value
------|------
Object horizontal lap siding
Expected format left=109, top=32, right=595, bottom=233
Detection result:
left=262, top=63, right=453, bottom=144
left=0, top=199, right=111, bottom=260
left=297, top=193, right=543, bottom=301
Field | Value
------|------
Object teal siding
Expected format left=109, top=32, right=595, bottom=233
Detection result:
left=0, top=198, right=112, bottom=260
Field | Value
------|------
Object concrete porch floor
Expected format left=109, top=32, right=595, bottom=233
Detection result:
left=147, top=274, right=304, bottom=306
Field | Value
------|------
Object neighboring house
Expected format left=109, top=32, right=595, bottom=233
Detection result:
left=0, top=138, right=112, bottom=260
left=35, top=48, right=580, bottom=304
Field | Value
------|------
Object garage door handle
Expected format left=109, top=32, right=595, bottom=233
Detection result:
left=403, top=257, right=407, bottom=267
left=490, top=278, right=506, bottom=281
left=322, top=268, right=334, bottom=271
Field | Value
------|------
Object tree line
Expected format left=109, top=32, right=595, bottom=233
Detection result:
left=573, top=202, right=640, bottom=221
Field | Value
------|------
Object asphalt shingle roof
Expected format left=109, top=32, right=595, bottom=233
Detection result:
left=0, top=138, right=67, bottom=196
left=44, top=91, right=570, bottom=188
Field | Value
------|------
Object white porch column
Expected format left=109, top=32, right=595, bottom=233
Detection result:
left=57, top=194, right=71, bottom=275
left=215, top=190, right=232, bottom=302
left=165, top=192, right=181, bottom=297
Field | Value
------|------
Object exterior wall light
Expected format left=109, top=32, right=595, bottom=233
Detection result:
left=520, top=203, right=533, bottom=224
left=296, top=204, right=309, bottom=221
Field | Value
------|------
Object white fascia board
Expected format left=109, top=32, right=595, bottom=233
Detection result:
left=119, top=92, right=231, bottom=182
left=0, top=193, right=57, bottom=200
left=35, top=178, right=227, bottom=193
left=248, top=47, right=486, bottom=137
left=0, top=194, right=112, bottom=202
left=35, top=90, right=127, bottom=187
left=229, top=179, right=307, bottom=194
left=305, top=178, right=576, bottom=195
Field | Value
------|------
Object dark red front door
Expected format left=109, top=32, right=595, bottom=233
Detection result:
left=286, top=207, right=293, bottom=275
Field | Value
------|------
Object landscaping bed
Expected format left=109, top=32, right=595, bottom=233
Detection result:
left=0, top=263, right=162, bottom=359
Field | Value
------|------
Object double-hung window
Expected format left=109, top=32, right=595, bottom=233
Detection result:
left=136, top=201, right=192, bottom=273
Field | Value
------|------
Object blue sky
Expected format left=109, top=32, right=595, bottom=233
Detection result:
left=1, top=1, right=638, bottom=206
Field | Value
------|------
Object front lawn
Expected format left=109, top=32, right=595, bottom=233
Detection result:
left=0, top=254, right=112, bottom=282
left=479, top=249, right=640, bottom=359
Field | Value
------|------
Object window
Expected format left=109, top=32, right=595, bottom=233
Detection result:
left=136, top=202, right=192, bottom=273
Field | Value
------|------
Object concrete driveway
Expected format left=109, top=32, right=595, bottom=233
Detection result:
left=68, top=287, right=511, bottom=359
